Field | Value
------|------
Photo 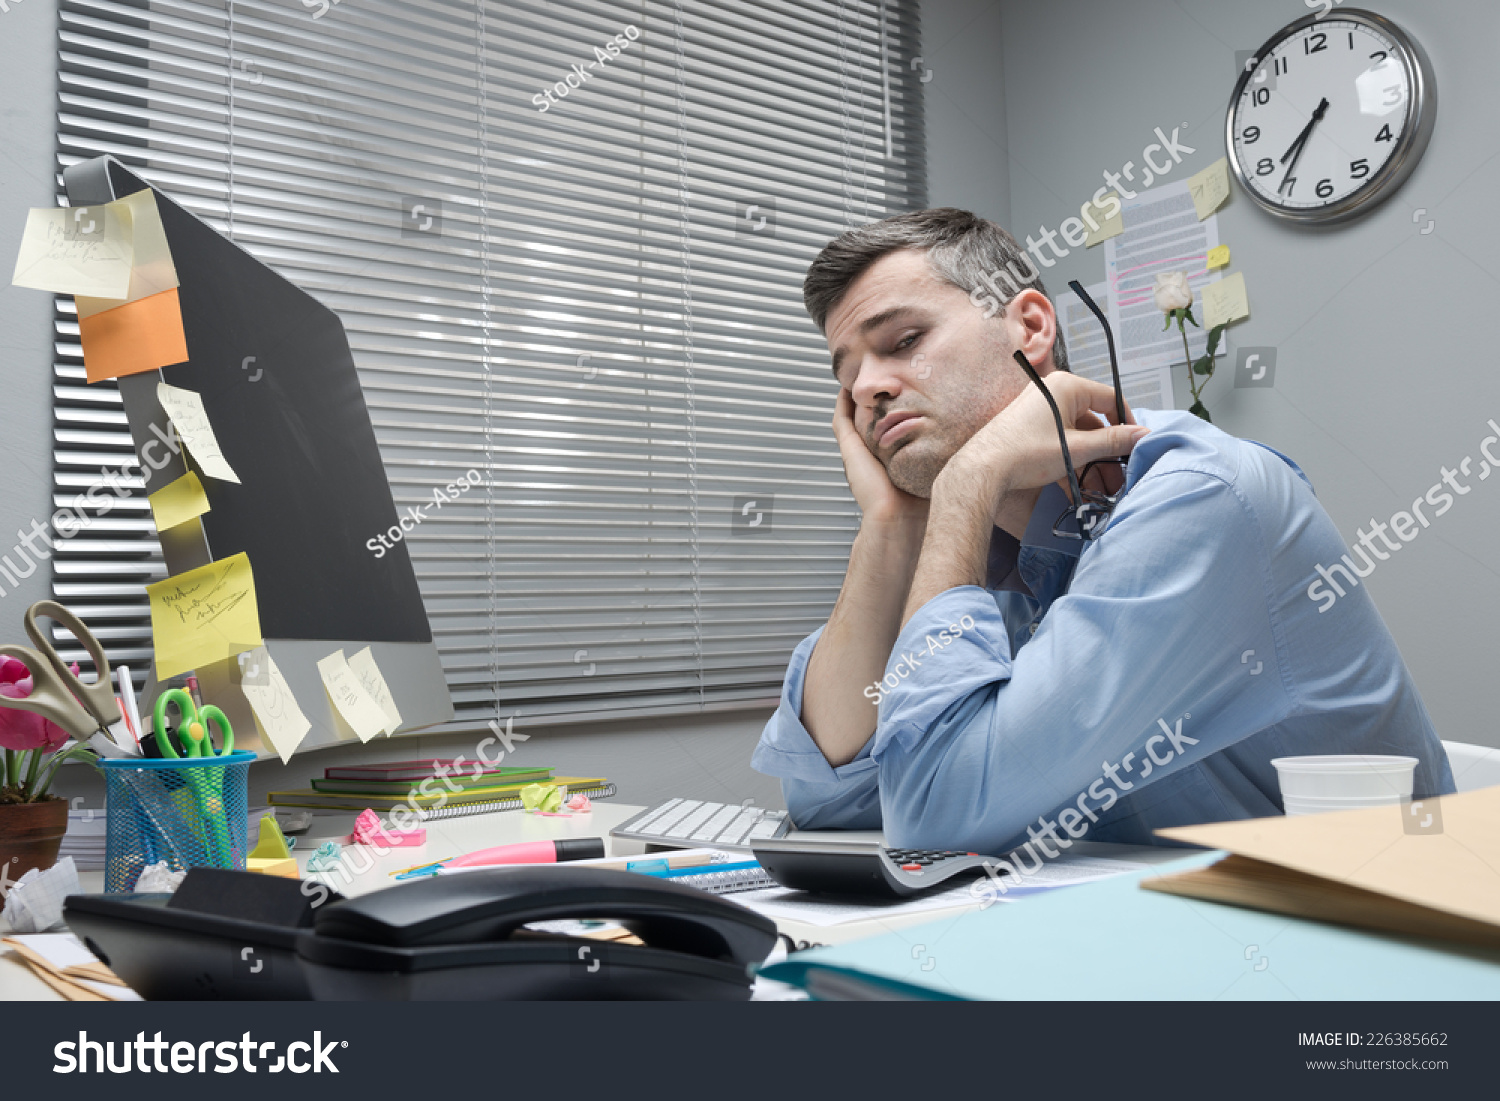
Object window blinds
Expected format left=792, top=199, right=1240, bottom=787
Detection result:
left=52, top=0, right=927, bottom=732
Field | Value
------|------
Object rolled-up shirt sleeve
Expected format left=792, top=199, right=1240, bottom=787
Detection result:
left=751, top=625, right=884, bottom=830
left=873, top=468, right=1292, bottom=853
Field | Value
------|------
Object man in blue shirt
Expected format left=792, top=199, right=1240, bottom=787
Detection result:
left=751, top=208, right=1453, bottom=864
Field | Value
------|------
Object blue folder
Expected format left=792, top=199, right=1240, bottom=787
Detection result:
left=759, top=853, right=1500, bottom=1000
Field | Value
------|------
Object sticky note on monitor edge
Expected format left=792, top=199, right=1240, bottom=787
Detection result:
left=11, top=205, right=133, bottom=299
left=317, top=650, right=391, bottom=743
left=239, top=646, right=312, bottom=765
left=145, top=552, right=263, bottom=680
left=346, top=647, right=403, bottom=736
left=156, top=382, right=241, bottom=484
left=147, top=471, right=210, bottom=532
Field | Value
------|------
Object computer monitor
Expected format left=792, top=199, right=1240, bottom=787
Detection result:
left=63, top=155, right=453, bottom=754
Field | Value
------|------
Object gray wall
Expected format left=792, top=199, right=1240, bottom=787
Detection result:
left=995, top=0, right=1500, bottom=747
left=921, top=0, right=1010, bottom=223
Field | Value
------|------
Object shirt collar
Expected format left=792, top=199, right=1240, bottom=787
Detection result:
left=985, top=482, right=1083, bottom=600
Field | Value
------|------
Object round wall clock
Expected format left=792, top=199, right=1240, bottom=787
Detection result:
left=1225, top=8, right=1436, bottom=224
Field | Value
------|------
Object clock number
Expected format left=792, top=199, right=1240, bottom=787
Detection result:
left=1274, top=57, right=1288, bottom=76
left=1304, top=32, right=1327, bottom=55
left=1375, top=124, right=1394, bottom=142
left=1256, top=157, right=1274, bottom=177
left=1370, top=50, right=1388, bottom=62
left=1253, top=87, right=1270, bottom=106
left=1350, top=157, right=1370, bottom=179
left=1315, top=178, right=1334, bottom=199
left=1241, top=125, right=1261, bottom=144
left=1281, top=177, right=1296, bottom=196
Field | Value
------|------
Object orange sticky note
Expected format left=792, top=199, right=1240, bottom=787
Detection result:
left=78, top=286, right=188, bottom=383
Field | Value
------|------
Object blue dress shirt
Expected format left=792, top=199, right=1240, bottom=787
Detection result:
left=751, top=409, right=1455, bottom=854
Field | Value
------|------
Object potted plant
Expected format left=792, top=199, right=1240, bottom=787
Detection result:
left=0, top=657, right=97, bottom=888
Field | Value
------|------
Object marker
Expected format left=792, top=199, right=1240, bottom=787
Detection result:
left=393, top=838, right=606, bottom=879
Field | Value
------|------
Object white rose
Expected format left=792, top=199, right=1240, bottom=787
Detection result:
left=1153, top=271, right=1192, bottom=313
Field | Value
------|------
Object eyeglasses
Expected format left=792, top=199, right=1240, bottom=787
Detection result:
left=1010, top=279, right=1129, bottom=542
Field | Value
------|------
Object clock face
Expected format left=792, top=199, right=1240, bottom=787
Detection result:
left=1227, top=12, right=1435, bottom=222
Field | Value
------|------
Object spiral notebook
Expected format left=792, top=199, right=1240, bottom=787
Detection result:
left=659, top=860, right=779, bottom=895
left=417, top=783, right=616, bottom=820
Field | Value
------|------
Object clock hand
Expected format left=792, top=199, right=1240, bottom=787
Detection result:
left=1277, top=97, right=1330, bottom=196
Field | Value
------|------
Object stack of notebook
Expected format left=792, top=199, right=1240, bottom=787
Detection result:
left=268, top=760, right=615, bottom=818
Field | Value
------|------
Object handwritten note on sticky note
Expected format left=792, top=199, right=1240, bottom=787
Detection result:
left=146, top=552, right=262, bottom=680
left=1189, top=158, right=1231, bottom=221
left=347, top=647, right=402, bottom=736
left=11, top=205, right=133, bottom=298
left=1084, top=192, right=1123, bottom=247
left=1203, top=271, right=1250, bottom=328
left=73, top=189, right=179, bottom=317
left=157, top=383, right=240, bottom=484
left=80, top=288, right=189, bottom=383
left=148, top=471, right=210, bottom=532
left=317, top=650, right=390, bottom=743
left=1206, top=244, right=1231, bottom=270
left=239, top=646, right=312, bottom=765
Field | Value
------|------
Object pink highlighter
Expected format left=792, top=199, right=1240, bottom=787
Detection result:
left=444, top=838, right=605, bottom=869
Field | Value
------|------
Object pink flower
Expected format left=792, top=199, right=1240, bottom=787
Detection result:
left=0, top=657, right=78, bottom=753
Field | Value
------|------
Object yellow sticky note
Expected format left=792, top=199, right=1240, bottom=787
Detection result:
left=156, top=382, right=241, bottom=484
left=1203, top=271, right=1250, bottom=328
left=317, top=650, right=390, bottom=743
left=347, top=647, right=403, bottom=736
left=1189, top=158, right=1231, bottom=221
left=1084, top=191, right=1123, bottom=247
left=11, top=205, right=133, bottom=298
left=239, top=646, right=312, bottom=765
left=147, top=472, right=210, bottom=532
left=74, top=189, right=180, bottom=317
left=1206, top=244, right=1231, bottom=270
left=146, top=552, right=263, bottom=680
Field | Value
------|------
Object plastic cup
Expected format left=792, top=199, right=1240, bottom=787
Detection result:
left=1271, top=755, right=1417, bottom=811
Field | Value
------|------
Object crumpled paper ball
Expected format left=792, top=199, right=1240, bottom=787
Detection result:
left=135, top=860, right=187, bottom=893
left=2, top=856, right=79, bottom=932
left=520, top=783, right=563, bottom=814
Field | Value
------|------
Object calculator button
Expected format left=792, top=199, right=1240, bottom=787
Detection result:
left=900, top=863, right=922, bottom=872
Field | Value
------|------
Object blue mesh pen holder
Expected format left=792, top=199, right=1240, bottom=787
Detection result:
left=101, top=751, right=255, bottom=892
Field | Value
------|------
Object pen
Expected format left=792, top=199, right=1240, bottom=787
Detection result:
left=185, top=674, right=203, bottom=710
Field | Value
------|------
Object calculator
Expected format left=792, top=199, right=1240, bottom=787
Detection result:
left=750, top=839, right=1004, bottom=899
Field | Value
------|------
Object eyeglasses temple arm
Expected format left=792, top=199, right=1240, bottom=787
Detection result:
left=1012, top=350, right=1086, bottom=512
left=1067, top=279, right=1126, bottom=429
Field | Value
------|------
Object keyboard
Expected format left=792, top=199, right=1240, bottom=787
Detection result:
left=611, top=798, right=790, bottom=853
left=751, top=838, right=1000, bottom=898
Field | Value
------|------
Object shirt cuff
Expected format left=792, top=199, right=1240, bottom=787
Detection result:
left=750, top=624, right=879, bottom=785
left=872, top=586, right=1014, bottom=758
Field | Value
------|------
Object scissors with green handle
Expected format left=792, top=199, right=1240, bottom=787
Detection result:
left=152, top=688, right=235, bottom=865
left=152, top=688, right=233, bottom=759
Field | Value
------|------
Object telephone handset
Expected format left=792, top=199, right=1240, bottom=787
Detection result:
left=67, top=865, right=778, bottom=1001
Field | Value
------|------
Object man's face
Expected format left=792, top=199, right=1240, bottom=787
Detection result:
left=826, top=249, right=1030, bottom=498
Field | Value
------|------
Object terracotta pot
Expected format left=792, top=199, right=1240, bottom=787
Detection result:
left=0, top=798, right=68, bottom=891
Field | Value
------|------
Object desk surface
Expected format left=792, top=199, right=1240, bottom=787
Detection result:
left=0, top=802, right=1182, bottom=1000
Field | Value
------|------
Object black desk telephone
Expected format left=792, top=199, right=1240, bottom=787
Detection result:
left=65, top=865, right=778, bottom=1000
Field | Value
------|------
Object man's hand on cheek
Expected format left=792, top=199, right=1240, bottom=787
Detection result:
left=938, top=373, right=1148, bottom=507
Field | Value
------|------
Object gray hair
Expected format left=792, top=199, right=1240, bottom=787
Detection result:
left=802, top=207, right=1069, bottom=371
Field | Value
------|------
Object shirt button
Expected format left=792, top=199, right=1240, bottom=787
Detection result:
left=1029, top=622, right=1039, bottom=635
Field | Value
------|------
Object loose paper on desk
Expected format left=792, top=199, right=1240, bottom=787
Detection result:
left=1104, top=178, right=1223, bottom=373
left=73, top=189, right=179, bottom=316
left=1188, top=157, right=1231, bottom=220
left=156, top=382, right=241, bottom=484
left=147, top=471, right=210, bottom=532
left=239, top=646, right=312, bottom=765
left=1203, top=271, right=1250, bottom=328
left=1083, top=191, right=1123, bottom=247
left=80, top=288, right=189, bottom=383
left=1057, top=282, right=1173, bottom=412
left=317, top=650, right=390, bottom=743
left=11, top=204, right=132, bottom=299
left=146, top=552, right=263, bottom=680
left=347, top=646, right=402, bottom=736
